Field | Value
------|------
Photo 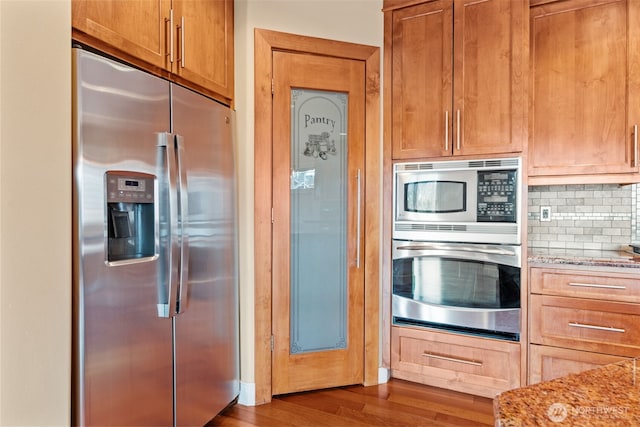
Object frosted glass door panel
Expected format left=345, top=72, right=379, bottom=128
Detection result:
left=290, top=89, right=348, bottom=354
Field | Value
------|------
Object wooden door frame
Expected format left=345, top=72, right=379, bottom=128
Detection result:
left=254, top=28, right=380, bottom=404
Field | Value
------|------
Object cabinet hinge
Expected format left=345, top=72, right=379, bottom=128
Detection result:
left=271, top=78, right=274, bottom=95
left=271, top=207, right=274, bottom=224
left=270, top=335, right=274, bottom=351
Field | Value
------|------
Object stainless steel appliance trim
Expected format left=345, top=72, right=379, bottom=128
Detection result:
left=176, top=135, right=190, bottom=314
left=105, top=255, right=160, bottom=267
left=393, top=157, right=521, bottom=172
left=156, top=133, right=171, bottom=317
left=392, top=294, right=521, bottom=335
left=393, top=240, right=521, bottom=268
left=158, top=133, right=180, bottom=318
left=393, top=223, right=521, bottom=245
left=396, top=242, right=516, bottom=256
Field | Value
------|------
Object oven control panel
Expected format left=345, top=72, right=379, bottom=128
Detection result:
left=476, top=170, right=517, bottom=222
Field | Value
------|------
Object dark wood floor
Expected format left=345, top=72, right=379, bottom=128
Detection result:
left=209, top=378, right=495, bottom=426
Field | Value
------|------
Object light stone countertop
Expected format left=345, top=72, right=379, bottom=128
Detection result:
left=494, top=359, right=640, bottom=426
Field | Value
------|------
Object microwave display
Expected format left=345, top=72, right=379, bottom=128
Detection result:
left=405, top=181, right=466, bottom=213
left=477, top=170, right=517, bottom=223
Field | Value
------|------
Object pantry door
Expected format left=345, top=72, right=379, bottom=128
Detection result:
left=271, top=50, right=365, bottom=394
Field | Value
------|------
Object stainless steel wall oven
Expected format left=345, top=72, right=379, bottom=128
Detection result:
left=392, top=158, right=522, bottom=341
left=392, top=241, right=521, bottom=340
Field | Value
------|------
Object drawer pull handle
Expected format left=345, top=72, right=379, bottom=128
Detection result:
left=422, top=352, right=482, bottom=367
left=569, top=282, right=626, bottom=290
left=569, top=322, right=625, bottom=333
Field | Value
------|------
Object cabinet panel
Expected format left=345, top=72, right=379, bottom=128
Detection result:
left=529, top=0, right=640, bottom=178
left=72, top=0, right=170, bottom=69
left=530, top=294, right=640, bottom=356
left=454, top=0, right=526, bottom=156
left=391, top=0, right=452, bottom=159
left=172, top=0, right=234, bottom=100
left=391, top=327, right=520, bottom=398
left=529, top=344, right=628, bottom=384
left=530, top=267, right=640, bottom=303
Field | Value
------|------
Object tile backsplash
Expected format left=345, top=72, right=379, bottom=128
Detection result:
left=527, top=184, right=639, bottom=251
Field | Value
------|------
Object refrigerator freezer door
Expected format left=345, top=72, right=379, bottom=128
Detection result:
left=73, top=49, right=174, bottom=426
left=171, top=84, right=240, bottom=425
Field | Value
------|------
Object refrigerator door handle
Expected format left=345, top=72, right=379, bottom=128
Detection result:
left=157, top=132, right=180, bottom=318
left=175, top=135, right=190, bottom=313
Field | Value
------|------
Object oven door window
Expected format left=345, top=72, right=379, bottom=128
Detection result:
left=393, top=256, right=520, bottom=309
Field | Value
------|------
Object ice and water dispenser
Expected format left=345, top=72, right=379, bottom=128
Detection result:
left=105, top=171, right=155, bottom=262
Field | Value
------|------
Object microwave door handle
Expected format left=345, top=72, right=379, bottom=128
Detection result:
left=395, top=243, right=516, bottom=257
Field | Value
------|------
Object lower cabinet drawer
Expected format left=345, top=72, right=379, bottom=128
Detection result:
left=391, top=327, right=520, bottom=398
left=530, top=295, right=640, bottom=356
left=530, top=267, right=640, bottom=303
left=529, top=344, right=629, bottom=384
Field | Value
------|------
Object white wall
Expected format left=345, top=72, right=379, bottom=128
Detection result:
left=234, top=0, right=383, bottom=392
left=0, top=0, right=71, bottom=425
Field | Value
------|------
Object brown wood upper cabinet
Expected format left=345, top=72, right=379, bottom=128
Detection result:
left=72, top=0, right=234, bottom=104
left=385, top=0, right=527, bottom=160
left=529, top=0, right=640, bottom=183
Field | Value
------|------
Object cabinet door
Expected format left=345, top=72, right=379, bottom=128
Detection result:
left=391, top=0, right=453, bottom=160
left=530, top=267, right=640, bottom=303
left=453, top=0, right=526, bottom=156
left=530, top=294, right=640, bottom=357
left=72, top=0, right=171, bottom=70
left=172, top=0, right=234, bottom=101
left=529, top=0, right=640, bottom=177
left=390, top=0, right=525, bottom=160
left=529, top=344, right=628, bottom=384
left=391, top=327, right=520, bottom=398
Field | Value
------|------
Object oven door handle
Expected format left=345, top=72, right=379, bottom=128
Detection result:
left=395, top=243, right=517, bottom=257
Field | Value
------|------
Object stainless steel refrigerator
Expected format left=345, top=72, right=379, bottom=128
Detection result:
left=72, top=47, right=239, bottom=426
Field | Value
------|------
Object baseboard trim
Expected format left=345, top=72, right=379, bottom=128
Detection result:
left=378, top=367, right=390, bottom=384
left=238, top=381, right=256, bottom=406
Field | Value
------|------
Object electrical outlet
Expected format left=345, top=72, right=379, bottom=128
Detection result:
left=540, top=206, right=551, bottom=222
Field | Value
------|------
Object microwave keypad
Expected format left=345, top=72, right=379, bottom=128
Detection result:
left=477, top=170, right=517, bottom=222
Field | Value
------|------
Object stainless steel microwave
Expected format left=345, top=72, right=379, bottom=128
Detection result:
left=393, top=157, right=522, bottom=245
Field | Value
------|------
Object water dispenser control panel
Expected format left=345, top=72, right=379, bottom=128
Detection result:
left=107, top=174, right=154, bottom=203
left=105, top=171, right=156, bottom=262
